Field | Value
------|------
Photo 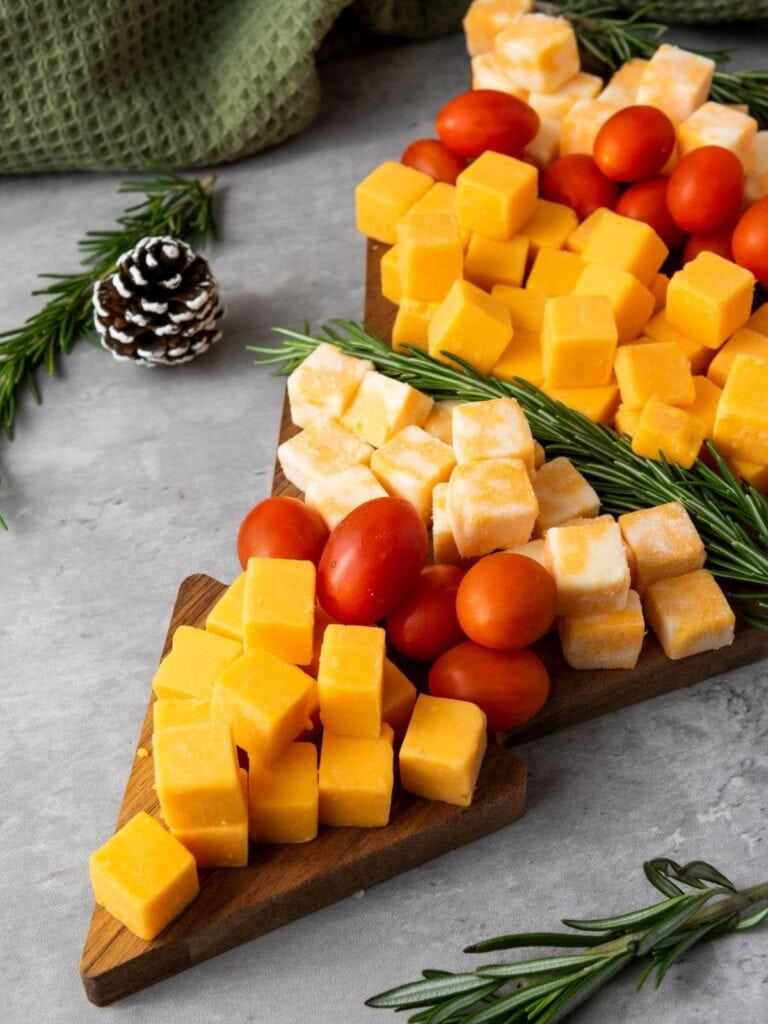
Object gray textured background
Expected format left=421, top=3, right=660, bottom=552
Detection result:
left=2, top=23, right=767, bottom=1024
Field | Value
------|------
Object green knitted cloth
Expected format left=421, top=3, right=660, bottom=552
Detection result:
left=2, top=0, right=766, bottom=173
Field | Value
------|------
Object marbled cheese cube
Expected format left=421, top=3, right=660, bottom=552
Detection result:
left=456, top=151, right=538, bottom=241
left=464, top=0, right=533, bottom=57
left=491, top=330, right=544, bottom=387
left=677, top=101, right=758, bottom=173
left=381, top=659, right=418, bottom=742
left=572, top=263, right=655, bottom=344
left=471, top=53, right=529, bottom=98
left=542, top=294, right=618, bottom=388
left=713, top=354, right=768, bottom=464
left=598, top=58, right=648, bottom=105
left=278, top=416, right=373, bottom=493
left=248, top=742, right=319, bottom=844
left=391, top=298, right=439, bottom=354
left=559, top=590, right=645, bottom=670
left=452, top=397, right=534, bottom=472
left=614, top=342, right=695, bottom=409
left=681, top=375, right=722, bottom=437
left=448, top=458, right=538, bottom=556
left=319, top=725, right=394, bottom=827
left=287, top=343, right=373, bottom=429
left=463, top=232, right=529, bottom=290
left=618, top=501, right=705, bottom=596
left=532, top=456, right=600, bottom=534
left=356, top=162, right=432, bottom=244
left=205, top=572, right=246, bottom=643
left=518, top=199, right=579, bottom=257
left=397, top=213, right=463, bottom=302
left=614, top=403, right=642, bottom=438
left=666, top=252, right=755, bottom=349
left=370, top=425, right=456, bottom=519
left=423, top=399, right=459, bottom=445
left=631, top=397, right=706, bottom=469
left=491, top=285, right=547, bottom=332
left=528, top=72, right=603, bottom=122
left=707, top=328, right=768, bottom=388
left=636, top=44, right=715, bottom=125
left=544, top=382, right=619, bottom=425
left=305, top=464, right=388, bottom=531
left=581, top=210, right=668, bottom=288
left=505, top=537, right=547, bottom=567
left=428, top=279, right=513, bottom=374
left=341, top=370, right=433, bottom=447
left=745, top=131, right=768, bottom=205
left=318, top=624, right=385, bottom=738
left=432, top=482, right=466, bottom=566
left=495, top=13, right=579, bottom=93
left=545, top=519, right=630, bottom=615
left=523, top=118, right=561, bottom=169
left=533, top=440, right=546, bottom=468
left=380, top=245, right=402, bottom=305
left=565, top=207, right=610, bottom=255
left=650, top=273, right=669, bottom=312
left=642, top=310, right=712, bottom=375
left=644, top=570, right=735, bottom=660
left=526, top=248, right=586, bottom=297
left=559, top=98, right=620, bottom=156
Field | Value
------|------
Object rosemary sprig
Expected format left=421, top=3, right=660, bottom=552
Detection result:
left=366, top=858, right=768, bottom=1022
left=250, top=320, right=768, bottom=627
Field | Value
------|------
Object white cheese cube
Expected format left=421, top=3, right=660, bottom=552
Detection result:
left=745, top=130, right=768, bottom=204
left=341, top=370, right=434, bottom=447
left=370, top=426, right=456, bottom=520
left=495, top=14, right=580, bottom=94
left=528, top=72, right=603, bottom=122
left=523, top=117, right=561, bottom=170
left=677, top=101, right=758, bottom=173
left=544, top=519, right=630, bottom=616
left=471, top=53, right=529, bottom=98
left=287, top=343, right=373, bottom=429
left=464, top=0, right=533, bottom=57
left=532, top=457, right=600, bottom=535
left=432, top=483, right=465, bottom=566
left=597, top=58, right=648, bottom=105
left=448, top=458, right=538, bottom=557
left=277, top=416, right=373, bottom=493
left=560, top=98, right=620, bottom=156
left=636, top=44, right=715, bottom=125
left=305, top=465, right=388, bottom=531
left=559, top=590, right=645, bottom=670
left=422, top=400, right=460, bottom=446
left=452, top=398, right=535, bottom=473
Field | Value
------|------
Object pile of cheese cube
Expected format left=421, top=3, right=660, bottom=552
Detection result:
left=463, top=0, right=768, bottom=199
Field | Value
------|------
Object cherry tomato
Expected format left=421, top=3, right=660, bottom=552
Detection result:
left=455, top=553, right=557, bottom=650
left=429, top=642, right=550, bottom=731
left=237, top=496, right=328, bottom=570
left=386, top=564, right=466, bottom=662
left=683, top=223, right=735, bottom=264
left=435, top=89, right=539, bottom=159
left=317, top=498, right=428, bottom=625
left=593, top=105, right=676, bottom=182
left=541, top=154, right=619, bottom=220
left=401, top=138, right=466, bottom=185
left=667, top=146, right=744, bottom=234
left=615, top=176, right=684, bottom=250
left=732, top=197, right=768, bottom=284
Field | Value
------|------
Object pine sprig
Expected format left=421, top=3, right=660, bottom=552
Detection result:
left=250, top=320, right=768, bottom=628
left=365, top=858, right=768, bottom=1022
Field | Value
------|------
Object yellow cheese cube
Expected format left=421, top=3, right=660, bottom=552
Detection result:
left=632, top=397, right=706, bottom=469
left=355, top=161, right=433, bottom=244
left=544, top=382, right=620, bottom=425
left=151, top=626, right=242, bottom=701
left=470, top=52, right=530, bottom=98
left=277, top=416, right=373, bottom=494
left=636, top=44, right=715, bottom=125
left=526, top=248, right=586, bottom=297
left=597, top=58, right=648, bottom=105
left=707, top=328, right=768, bottom=388
left=644, top=569, right=735, bottom=660
left=463, top=232, right=529, bottom=290
left=205, top=572, right=247, bottom=643
left=463, top=0, right=533, bottom=56
left=505, top=537, right=547, bottom=567
left=747, top=301, right=768, bottom=336
left=532, top=457, right=600, bottom=534
left=618, top=501, right=705, bottom=596
left=248, top=742, right=318, bottom=844
left=559, top=590, right=645, bottom=670
left=681, top=375, right=722, bottom=437
left=210, top=649, right=315, bottom=763
left=559, top=98, right=620, bottom=156
left=650, top=273, right=669, bottom=312
left=455, top=151, right=538, bottom=241
left=614, top=403, right=642, bottom=438
left=491, top=285, right=546, bottom=332
left=89, top=812, right=198, bottom=941
left=545, top=519, right=630, bottom=615
left=428, top=279, right=513, bottom=374
left=572, top=263, right=655, bottom=344
left=745, top=130, right=768, bottom=205
left=154, top=722, right=245, bottom=828
left=381, top=659, right=418, bottom=742
left=380, top=245, right=402, bottom=305
left=614, top=342, right=695, bottom=409
left=581, top=210, right=668, bottom=288
left=318, top=624, right=385, bottom=738
left=713, top=354, right=768, bottom=463
left=392, top=298, right=439, bottom=354
left=305, top=464, right=388, bottom=531
left=452, top=397, right=534, bottom=472
left=422, top=399, right=459, bottom=445
left=518, top=199, right=579, bottom=257
left=727, top=458, right=768, bottom=492
left=666, top=252, right=755, bottom=349
left=153, top=698, right=210, bottom=732
left=677, top=101, right=758, bottom=173
left=542, top=294, right=618, bottom=387
left=397, top=213, right=463, bottom=302
left=641, top=310, right=712, bottom=375
left=565, top=207, right=610, bottom=255
left=432, top=482, right=466, bottom=567
left=448, top=458, right=538, bottom=556
left=406, top=182, right=470, bottom=247
left=342, top=370, right=434, bottom=447
left=523, top=117, right=560, bottom=170
left=491, top=330, right=544, bottom=388
left=399, top=694, right=487, bottom=807
left=527, top=71, right=602, bottom=121
left=287, top=342, right=373, bottom=429
left=243, top=557, right=315, bottom=664
left=319, top=725, right=395, bottom=827
left=370, top=425, right=456, bottom=519
left=171, top=818, right=248, bottom=869
left=495, top=13, right=579, bottom=93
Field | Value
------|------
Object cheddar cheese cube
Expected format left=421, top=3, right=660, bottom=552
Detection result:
left=581, top=210, right=668, bottom=288
left=287, top=343, right=373, bottom=429
left=559, top=590, right=645, bottom=670
left=650, top=273, right=669, bottom=312
left=452, top=397, right=534, bottom=472
left=205, top=573, right=246, bottom=643
left=423, top=399, right=459, bottom=445
left=523, top=118, right=560, bottom=170
left=572, top=263, right=654, bottom=344
left=355, top=161, right=433, bottom=244
left=707, top=328, right=768, bottom=388
left=636, top=44, right=715, bottom=125
left=712, top=354, right=768, bottom=463
left=455, top=151, right=538, bottom=241
left=614, top=342, right=695, bottom=409
left=317, top=624, right=385, bottom=738
left=153, top=698, right=210, bottom=732
left=341, top=370, right=434, bottom=447
left=305, top=464, right=388, bottom=531
left=565, top=207, right=610, bottom=255
left=243, top=557, right=315, bottom=664
left=399, top=695, right=487, bottom=807
left=532, top=457, right=600, bottom=534
left=463, top=232, right=529, bottom=290
left=391, top=298, right=439, bottom=354
left=448, top=458, right=538, bottom=556
left=304, top=605, right=336, bottom=681
left=544, top=382, right=619, bottom=425
left=614, top=403, right=642, bottom=438
left=618, top=501, right=705, bottom=596
left=747, top=301, right=768, bottom=336
left=677, top=101, right=758, bottom=173
left=727, top=458, right=768, bottom=492
left=745, top=131, right=768, bottom=205
left=154, top=722, right=245, bottom=828
left=598, top=58, right=648, bottom=105
left=397, top=213, right=463, bottom=302
left=642, top=310, right=712, bottom=375
left=681, top=375, right=722, bottom=437
left=432, top=482, right=465, bottom=566
left=631, top=397, right=706, bottom=469
left=528, top=72, right=602, bottom=121
left=526, top=248, right=586, bottom=297
left=319, top=725, right=395, bottom=827
left=518, top=199, right=579, bottom=257
left=277, top=416, right=373, bottom=494
left=248, top=742, right=319, bottom=844
left=470, top=52, right=530, bottom=97
left=428, top=279, right=513, bottom=374
left=382, top=659, right=418, bottom=741
left=491, top=330, right=544, bottom=388
left=406, top=182, right=470, bottom=247
left=491, top=285, right=546, bottom=332
left=495, top=13, right=579, bottom=93
left=644, top=569, right=735, bottom=660
left=152, top=626, right=242, bottom=701
left=171, top=818, right=248, bottom=869
left=559, top=98, right=620, bottom=156
left=666, top=252, right=755, bottom=349
left=380, top=245, right=402, bottom=305
left=89, top=812, right=198, bottom=940
left=505, top=537, right=547, bottom=567
left=542, top=294, right=618, bottom=387
left=370, top=425, right=456, bottom=519
left=463, top=0, right=533, bottom=57
left=544, top=519, right=630, bottom=615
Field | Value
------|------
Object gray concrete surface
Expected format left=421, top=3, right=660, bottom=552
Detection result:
left=2, top=23, right=767, bottom=1024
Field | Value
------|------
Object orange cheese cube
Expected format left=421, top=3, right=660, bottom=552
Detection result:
left=707, top=328, right=768, bottom=388
left=455, top=151, right=538, bottom=241
left=526, top=248, right=586, bottom=297
left=370, top=425, right=456, bottom=519
left=431, top=482, right=466, bottom=567
left=572, top=263, right=654, bottom=344
left=89, top=812, right=198, bottom=941
left=559, top=98, right=620, bottom=156
left=523, top=117, right=561, bottom=169
left=614, top=342, right=695, bottom=409
left=644, top=569, right=735, bottom=660
left=748, top=302, right=768, bottom=336
left=518, top=199, right=578, bottom=257
left=491, top=285, right=546, bottom=332
left=598, top=58, right=648, bottom=105
left=319, top=725, right=395, bottom=827
left=452, top=397, right=534, bottom=472
left=448, top=458, right=538, bottom=557
left=205, top=573, right=246, bottom=643
left=171, top=818, right=248, bottom=868
left=153, top=698, right=210, bottom=732
left=277, top=416, right=373, bottom=493
left=631, top=397, right=706, bottom=469
left=666, top=252, right=755, bottom=349
left=381, top=659, right=418, bottom=742
left=681, top=375, right=722, bottom=437
left=618, top=501, right=705, bottom=596
left=677, top=101, right=757, bottom=173
left=505, top=537, right=547, bottom=567
left=305, top=464, right=387, bottom=531
left=397, top=213, right=463, bottom=302
left=650, top=273, right=669, bottom=312
left=641, top=310, right=712, bottom=374
left=565, top=207, right=610, bottom=255
left=636, top=44, right=715, bottom=125
left=712, top=354, right=768, bottom=464
left=614, top=403, right=642, bottom=438
left=581, top=210, right=667, bottom=287
left=318, top=624, right=385, bottom=738
left=287, top=342, right=373, bottom=429
left=304, top=605, right=336, bottom=682
left=463, top=0, right=533, bottom=56
left=391, top=298, right=439, bottom=354
left=727, top=458, right=768, bottom=492
left=470, top=52, right=530, bottom=97
left=243, top=557, right=315, bottom=664
left=559, top=590, right=645, bottom=670
left=544, top=382, right=620, bottom=425
left=406, top=182, right=470, bottom=247
left=463, top=232, right=529, bottom=290
left=491, top=330, right=544, bottom=388
left=542, top=294, right=618, bottom=387
left=428, top=279, right=513, bottom=374
left=355, top=161, right=432, bottom=244
left=532, top=457, right=600, bottom=534
left=154, top=722, right=245, bottom=828
left=545, top=519, right=630, bottom=615
left=528, top=72, right=602, bottom=121
left=151, top=626, right=242, bottom=701
left=495, top=13, right=579, bottom=93
left=745, top=131, right=768, bottom=205
left=248, top=742, right=319, bottom=844
left=423, top=399, right=459, bottom=445
left=399, top=695, right=487, bottom=807
left=341, top=370, right=433, bottom=447
left=380, top=245, right=402, bottom=305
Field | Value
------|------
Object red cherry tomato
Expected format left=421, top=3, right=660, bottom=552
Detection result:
left=667, top=146, right=744, bottom=234
left=455, top=553, right=557, bottom=650
left=429, top=642, right=550, bottom=731
left=732, top=197, right=768, bottom=284
left=237, top=497, right=328, bottom=570
left=683, top=223, right=735, bottom=264
left=593, top=105, right=676, bottom=182
left=317, top=498, right=428, bottom=625
left=386, top=564, right=466, bottom=662
left=615, top=176, right=685, bottom=250
left=435, top=89, right=539, bottom=159
left=401, top=138, right=466, bottom=185
left=541, top=154, right=619, bottom=220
